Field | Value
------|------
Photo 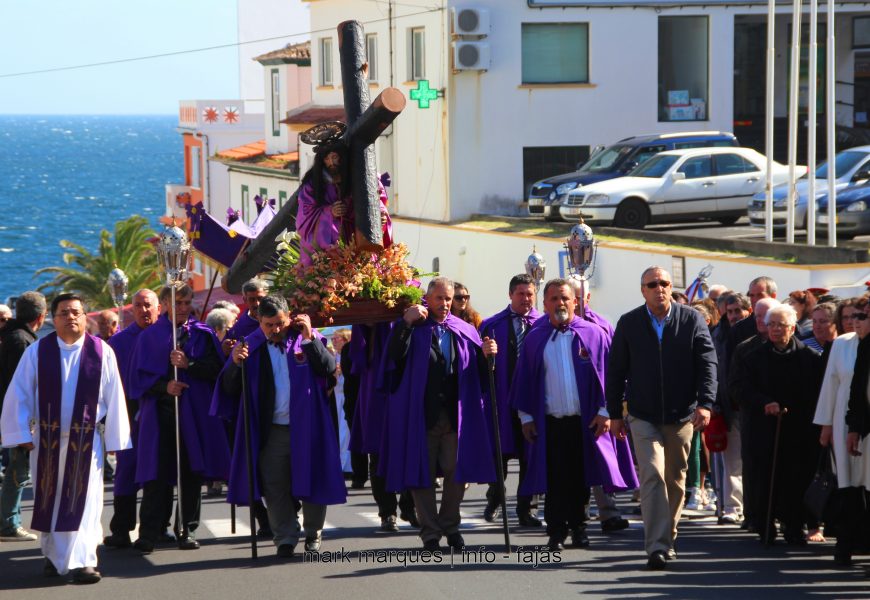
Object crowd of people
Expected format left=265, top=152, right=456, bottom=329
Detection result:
left=0, top=268, right=868, bottom=584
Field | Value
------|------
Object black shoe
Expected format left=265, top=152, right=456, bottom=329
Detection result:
left=157, top=531, right=176, bottom=544
left=400, top=511, right=420, bottom=529
left=351, top=480, right=366, bottom=490
left=570, top=528, right=590, bottom=548
left=446, top=532, right=465, bottom=551
left=380, top=516, right=399, bottom=532
left=178, top=535, right=200, bottom=550
left=423, top=538, right=441, bottom=552
left=517, top=513, right=542, bottom=528
left=277, top=544, right=295, bottom=558
left=257, top=527, right=273, bottom=539
left=133, top=538, right=154, bottom=554
left=547, top=535, right=565, bottom=551
left=43, top=559, right=59, bottom=578
left=103, top=533, right=132, bottom=548
left=601, top=516, right=629, bottom=533
left=71, top=566, right=102, bottom=584
left=483, top=501, right=501, bottom=523
left=304, top=535, right=321, bottom=553
left=647, top=550, right=668, bottom=570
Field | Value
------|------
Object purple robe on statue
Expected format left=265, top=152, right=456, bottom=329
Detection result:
left=511, top=316, right=638, bottom=495
left=226, top=310, right=258, bottom=340
left=107, top=323, right=146, bottom=496
left=478, top=305, right=542, bottom=455
left=128, top=314, right=230, bottom=485
left=348, top=322, right=393, bottom=454
left=295, top=177, right=392, bottom=266
left=210, top=328, right=347, bottom=506
left=377, top=314, right=496, bottom=492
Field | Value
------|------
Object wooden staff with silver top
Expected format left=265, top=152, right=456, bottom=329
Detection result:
left=524, top=247, right=546, bottom=310
left=107, top=267, right=129, bottom=330
left=565, top=219, right=597, bottom=318
left=156, top=223, right=192, bottom=542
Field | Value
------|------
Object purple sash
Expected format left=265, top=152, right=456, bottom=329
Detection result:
left=32, top=333, right=103, bottom=532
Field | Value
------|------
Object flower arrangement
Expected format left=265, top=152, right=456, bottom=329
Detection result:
left=270, top=232, right=424, bottom=322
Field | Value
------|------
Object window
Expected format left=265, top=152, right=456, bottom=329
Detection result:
left=713, top=153, right=760, bottom=175
left=677, top=156, right=713, bottom=179
left=410, top=28, right=425, bottom=80
left=241, top=185, right=249, bottom=221
left=523, top=146, right=590, bottom=199
left=629, top=145, right=667, bottom=169
left=271, top=69, right=281, bottom=136
left=190, top=146, right=201, bottom=189
left=633, top=155, right=680, bottom=178
left=658, top=16, right=709, bottom=122
left=856, top=16, right=870, bottom=48
left=320, top=38, right=333, bottom=86
left=366, top=33, right=378, bottom=82
left=521, top=23, right=589, bottom=84
left=259, top=188, right=268, bottom=202
left=279, top=190, right=287, bottom=208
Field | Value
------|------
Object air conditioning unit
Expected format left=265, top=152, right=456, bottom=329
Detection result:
left=453, top=7, right=490, bottom=36
left=454, top=42, right=490, bottom=71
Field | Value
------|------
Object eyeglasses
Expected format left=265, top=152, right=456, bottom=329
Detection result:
left=56, top=310, right=84, bottom=318
left=454, top=295, right=470, bottom=301
left=643, top=280, right=672, bottom=290
left=854, top=313, right=870, bottom=322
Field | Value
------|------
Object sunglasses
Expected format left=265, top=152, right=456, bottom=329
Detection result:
left=854, top=313, right=870, bottom=322
left=454, top=295, right=470, bottom=301
left=643, top=280, right=672, bottom=290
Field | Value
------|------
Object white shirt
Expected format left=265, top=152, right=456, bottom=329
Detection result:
left=267, top=343, right=291, bottom=425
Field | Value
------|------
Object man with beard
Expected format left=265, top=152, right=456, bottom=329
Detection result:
left=295, top=145, right=392, bottom=266
left=511, top=279, right=637, bottom=551
left=379, top=277, right=497, bottom=551
left=128, top=284, right=230, bottom=553
left=607, top=267, right=717, bottom=570
left=478, top=274, right=542, bottom=526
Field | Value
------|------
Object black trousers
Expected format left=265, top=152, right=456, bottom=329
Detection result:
left=544, top=415, right=588, bottom=538
left=109, top=487, right=174, bottom=537
left=835, top=487, right=870, bottom=556
left=138, top=400, right=203, bottom=542
left=351, top=451, right=369, bottom=484
left=368, top=453, right=415, bottom=518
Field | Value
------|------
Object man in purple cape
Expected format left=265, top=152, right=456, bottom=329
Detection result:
left=512, top=279, right=638, bottom=552
left=223, top=277, right=268, bottom=348
left=127, top=284, right=230, bottom=553
left=212, top=295, right=345, bottom=558
left=295, top=144, right=392, bottom=266
left=103, top=289, right=163, bottom=549
left=478, top=273, right=543, bottom=527
left=378, top=277, right=497, bottom=552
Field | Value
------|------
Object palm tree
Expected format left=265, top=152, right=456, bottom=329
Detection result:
left=37, top=215, right=160, bottom=309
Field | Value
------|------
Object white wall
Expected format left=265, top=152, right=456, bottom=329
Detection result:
left=264, top=63, right=312, bottom=154
left=227, top=170, right=300, bottom=223
left=393, top=219, right=870, bottom=323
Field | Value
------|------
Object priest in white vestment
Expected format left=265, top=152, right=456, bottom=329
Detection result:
left=0, top=293, right=130, bottom=584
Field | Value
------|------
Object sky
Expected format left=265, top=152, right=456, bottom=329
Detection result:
left=0, top=0, right=311, bottom=114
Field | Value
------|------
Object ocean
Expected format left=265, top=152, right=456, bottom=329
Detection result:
left=0, top=115, right=180, bottom=305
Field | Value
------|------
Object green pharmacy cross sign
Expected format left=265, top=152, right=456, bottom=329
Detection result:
left=409, top=80, right=442, bottom=109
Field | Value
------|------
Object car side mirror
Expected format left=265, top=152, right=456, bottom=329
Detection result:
left=671, top=172, right=686, bottom=182
left=852, top=170, right=870, bottom=182
left=623, top=160, right=639, bottom=173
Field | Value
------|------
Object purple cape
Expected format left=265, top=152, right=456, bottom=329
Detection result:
left=478, top=305, right=542, bottom=455
left=128, top=314, right=230, bottom=484
left=348, top=322, right=393, bottom=454
left=511, top=316, right=638, bottom=494
left=377, top=314, right=496, bottom=491
left=107, top=323, right=145, bottom=496
left=584, top=308, right=615, bottom=340
left=210, top=328, right=346, bottom=506
left=226, top=311, right=258, bottom=340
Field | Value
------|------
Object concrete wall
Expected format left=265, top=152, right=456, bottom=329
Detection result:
left=393, top=219, right=870, bottom=324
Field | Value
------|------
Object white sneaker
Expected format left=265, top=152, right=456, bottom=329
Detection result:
left=1, top=527, right=37, bottom=541
left=684, top=488, right=700, bottom=510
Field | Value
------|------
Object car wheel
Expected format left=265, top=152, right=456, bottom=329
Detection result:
left=613, top=199, right=649, bottom=229
left=718, top=216, right=739, bottom=226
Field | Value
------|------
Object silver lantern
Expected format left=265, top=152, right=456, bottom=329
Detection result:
left=525, top=246, right=547, bottom=308
left=565, top=219, right=598, bottom=318
left=107, top=267, right=129, bottom=329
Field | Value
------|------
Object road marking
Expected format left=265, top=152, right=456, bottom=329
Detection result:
left=201, top=518, right=337, bottom=539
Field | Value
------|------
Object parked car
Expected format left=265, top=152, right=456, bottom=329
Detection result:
left=747, top=145, right=870, bottom=230
left=815, top=181, right=870, bottom=239
left=559, top=147, right=803, bottom=229
left=527, top=131, right=738, bottom=221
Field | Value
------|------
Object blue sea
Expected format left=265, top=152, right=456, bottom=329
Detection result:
left=0, top=115, right=181, bottom=305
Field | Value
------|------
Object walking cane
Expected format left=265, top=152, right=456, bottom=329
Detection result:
left=486, top=345, right=511, bottom=556
left=230, top=504, right=236, bottom=534
left=238, top=340, right=258, bottom=559
left=764, top=407, right=788, bottom=546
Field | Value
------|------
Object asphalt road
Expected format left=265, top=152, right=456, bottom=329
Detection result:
left=1, top=466, right=869, bottom=599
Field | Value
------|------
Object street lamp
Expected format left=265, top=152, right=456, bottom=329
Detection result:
left=525, top=245, right=546, bottom=309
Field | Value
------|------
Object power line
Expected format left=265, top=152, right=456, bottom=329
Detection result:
left=0, top=4, right=445, bottom=80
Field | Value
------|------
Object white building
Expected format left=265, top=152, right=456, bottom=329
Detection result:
left=305, top=0, right=870, bottom=226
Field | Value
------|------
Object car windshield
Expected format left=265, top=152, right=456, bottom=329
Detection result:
left=630, top=154, right=679, bottom=178
left=579, top=145, right=634, bottom=173
left=812, top=150, right=869, bottom=179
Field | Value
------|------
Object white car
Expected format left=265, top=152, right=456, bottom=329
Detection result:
left=559, top=147, right=805, bottom=229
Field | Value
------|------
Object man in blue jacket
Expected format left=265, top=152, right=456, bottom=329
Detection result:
left=607, top=266, right=717, bottom=570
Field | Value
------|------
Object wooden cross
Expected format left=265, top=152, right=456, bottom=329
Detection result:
left=222, top=20, right=406, bottom=294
